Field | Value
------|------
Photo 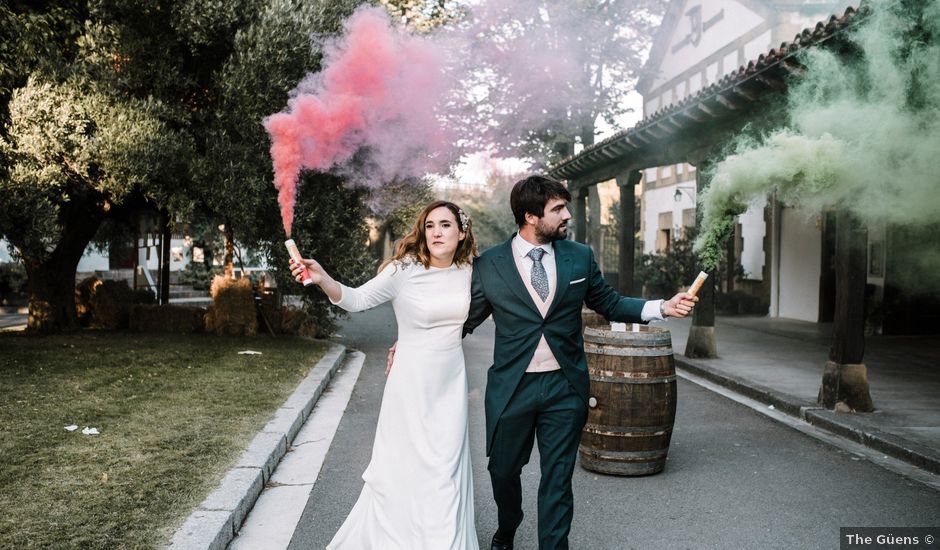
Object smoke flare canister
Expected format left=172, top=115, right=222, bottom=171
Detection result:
left=284, top=239, right=314, bottom=286
left=687, top=271, right=708, bottom=297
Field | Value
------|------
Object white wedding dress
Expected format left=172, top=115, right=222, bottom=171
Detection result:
left=326, top=259, right=478, bottom=550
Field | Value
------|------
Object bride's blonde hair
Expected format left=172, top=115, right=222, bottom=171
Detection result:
left=381, top=201, right=478, bottom=271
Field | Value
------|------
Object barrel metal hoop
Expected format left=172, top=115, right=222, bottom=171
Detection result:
left=582, top=423, right=673, bottom=436
left=583, top=326, right=672, bottom=346
left=588, top=373, right=677, bottom=384
left=584, top=343, right=674, bottom=357
left=579, top=445, right=669, bottom=461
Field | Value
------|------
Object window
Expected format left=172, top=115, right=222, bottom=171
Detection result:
left=657, top=211, right=674, bottom=252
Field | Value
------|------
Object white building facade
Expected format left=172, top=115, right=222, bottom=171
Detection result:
left=638, top=0, right=854, bottom=322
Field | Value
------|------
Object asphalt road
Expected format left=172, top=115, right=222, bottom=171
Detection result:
left=288, top=303, right=939, bottom=550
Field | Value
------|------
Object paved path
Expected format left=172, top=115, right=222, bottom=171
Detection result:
left=665, top=316, right=940, bottom=474
left=277, top=304, right=940, bottom=550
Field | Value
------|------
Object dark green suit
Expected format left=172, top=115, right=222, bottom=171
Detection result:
left=464, top=235, right=646, bottom=549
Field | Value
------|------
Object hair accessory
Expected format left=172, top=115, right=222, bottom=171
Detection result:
left=458, top=208, right=471, bottom=230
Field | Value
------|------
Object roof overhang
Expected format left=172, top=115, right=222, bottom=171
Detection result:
left=549, top=5, right=865, bottom=188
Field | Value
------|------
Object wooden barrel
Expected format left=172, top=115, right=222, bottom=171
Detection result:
left=581, top=307, right=607, bottom=331
left=579, top=325, right=677, bottom=476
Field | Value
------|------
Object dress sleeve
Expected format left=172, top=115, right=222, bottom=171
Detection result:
left=329, top=262, right=405, bottom=313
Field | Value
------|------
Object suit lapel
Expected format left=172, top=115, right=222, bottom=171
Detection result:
left=493, top=235, right=541, bottom=317
left=546, top=241, right=572, bottom=319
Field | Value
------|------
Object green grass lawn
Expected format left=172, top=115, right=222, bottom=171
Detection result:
left=0, top=331, right=328, bottom=550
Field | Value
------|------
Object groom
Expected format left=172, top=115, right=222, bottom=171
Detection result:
left=463, top=175, right=697, bottom=550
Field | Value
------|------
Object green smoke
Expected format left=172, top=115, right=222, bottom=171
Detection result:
left=696, top=0, right=940, bottom=278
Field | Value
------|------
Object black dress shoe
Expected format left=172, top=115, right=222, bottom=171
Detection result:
left=490, top=528, right=515, bottom=550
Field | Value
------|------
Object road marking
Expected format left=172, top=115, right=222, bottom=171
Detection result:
left=677, top=367, right=940, bottom=493
left=229, top=350, right=365, bottom=549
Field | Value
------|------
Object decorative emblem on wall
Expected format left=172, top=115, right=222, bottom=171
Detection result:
left=671, top=5, right=725, bottom=53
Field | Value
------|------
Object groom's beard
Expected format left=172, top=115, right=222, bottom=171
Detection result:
left=535, top=220, right=568, bottom=243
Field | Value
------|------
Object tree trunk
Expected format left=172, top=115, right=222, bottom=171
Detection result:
left=26, top=261, right=81, bottom=333
left=223, top=223, right=235, bottom=279
left=23, top=209, right=104, bottom=333
left=159, top=210, right=172, bottom=304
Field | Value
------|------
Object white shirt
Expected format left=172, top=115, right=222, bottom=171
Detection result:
left=511, top=234, right=664, bottom=373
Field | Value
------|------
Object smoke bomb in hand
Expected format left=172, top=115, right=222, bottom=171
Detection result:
left=285, top=239, right=314, bottom=286
left=687, top=271, right=709, bottom=297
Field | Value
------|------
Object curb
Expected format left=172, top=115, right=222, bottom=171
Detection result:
left=802, top=410, right=940, bottom=475
left=674, top=356, right=940, bottom=477
left=166, top=343, right=347, bottom=550
left=674, top=356, right=816, bottom=417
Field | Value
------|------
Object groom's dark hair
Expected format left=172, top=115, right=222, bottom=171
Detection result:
left=510, top=175, right=572, bottom=227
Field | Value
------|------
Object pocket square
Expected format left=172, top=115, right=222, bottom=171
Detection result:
left=570, top=277, right=586, bottom=285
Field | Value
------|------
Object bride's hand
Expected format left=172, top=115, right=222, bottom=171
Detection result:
left=385, top=342, right=397, bottom=375
left=288, top=257, right=326, bottom=285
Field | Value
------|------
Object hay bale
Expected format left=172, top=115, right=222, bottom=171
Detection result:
left=75, top=276, right=102, bottom=327
left=130, top=304, right=206, bottom=333
left=91, top=279, right=134, bottom=329
left=279, top=306, right=318, bottom=337
left=205, top=276, right=257, bottom=336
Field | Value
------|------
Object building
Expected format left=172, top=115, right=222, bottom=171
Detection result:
left=637, top=0, right=854, bottom=321
left=549, top=0, right=940, bottom=409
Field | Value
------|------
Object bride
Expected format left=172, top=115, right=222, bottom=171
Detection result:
left=290, top=200, right=479, bottom=549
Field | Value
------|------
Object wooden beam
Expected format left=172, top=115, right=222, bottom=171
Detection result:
left=820, top=209, right=874, bottom=411
left=829, top=210, right=867, bottom=365
left=715, top=94, right=743, bottom=110
left=678, top=109, right=707, bottom=123
left=781, top=58, right=806, bottom=77
left=686, top=158, right=718, bottom=358
left=616, top=171, right=639, bottom=296
left=696, top=102, right=720, bottom=117
left=646, top=125, right=668, bottom=139
left=732, top=85, right=759, bottom=102
left=663, top=116, right=688, bottom=130
left=573, top=187, right=587, bottom=244
left=756, top=73, right=787, bottom=90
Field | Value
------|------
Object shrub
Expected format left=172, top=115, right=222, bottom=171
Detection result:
left=132, top=288, right=157, bottom=305
left=205, top=276, right=257, bottom=336
left=177, top=262, right=222, bottom=291
left=129, top=304, right=206, bottom=333
left=91, top=280, right=134, bottom=329
left=635, top=229, right=700, bottom=299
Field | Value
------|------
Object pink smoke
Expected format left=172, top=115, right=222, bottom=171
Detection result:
left=264, top=6, right=448, bottom=236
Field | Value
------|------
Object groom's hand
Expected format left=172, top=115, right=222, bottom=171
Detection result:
left=664, top=292, right=698, bottom=318
left=385, top=341, right=397, bottom=375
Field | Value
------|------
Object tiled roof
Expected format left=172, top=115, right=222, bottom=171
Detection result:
left=549, top=5, right=866, bottom=183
